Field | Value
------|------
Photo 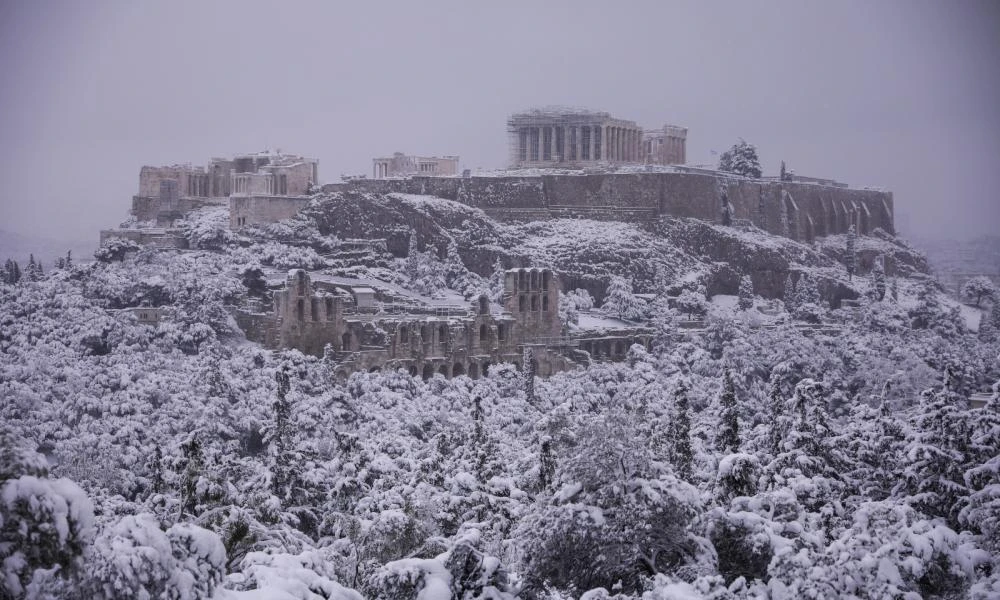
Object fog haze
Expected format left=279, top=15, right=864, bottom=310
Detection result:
left=1, top=0, right=998, bottom=243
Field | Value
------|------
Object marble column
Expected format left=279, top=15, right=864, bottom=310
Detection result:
left=588, top=126, right=596, bottom=162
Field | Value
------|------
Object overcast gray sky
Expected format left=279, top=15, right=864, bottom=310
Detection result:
left=1, top=0, right=998, bottom=242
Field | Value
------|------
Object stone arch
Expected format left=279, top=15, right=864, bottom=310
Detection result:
left=399, top=325, right=408, bottom=343
left=531, top=295, right=538, bottom=311
left=422, top=364, right=434, bottom=381
left=468, top=363, right=480, bottom=379
left=296, top=298, right=304, bottom=321
left=478, top=295, right=489, bottom=315
left=341, top=332, right=352, bottom=351
left=438, top=323, right=447, bottom=345
left=369, top=366, right=381, bottom=373
left=482, top=362, right=491, bottom=376
left=519, top=295, right=526, bottom=311
left=497, top=323, right=506, bottom=341
left=452, top=362, right=465, bottom=377
left=408, top=365, right=418, bottom=377
left=438, top=364, right=450, bottom=377
left=542, top=295, right=549, bottom=311
left=614, top=340, right=624, bottom=356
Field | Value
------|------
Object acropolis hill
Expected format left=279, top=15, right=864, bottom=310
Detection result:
left=119, top=107, right=893, bottom=249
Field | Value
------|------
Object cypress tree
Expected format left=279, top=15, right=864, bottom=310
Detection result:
left=716, top=369, right=740, bottom=453
left=872, top=255, right=886, bottom=301
left=672, top=380, right=693, bottom=480
left=523, top=346, right=536, bottom=403
left=846, top=225, right=857, bottom=281
left=737, top=275, right=754, bottom=311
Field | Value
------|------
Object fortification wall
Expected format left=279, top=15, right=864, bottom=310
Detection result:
left=230, top=196, right=311, bottom=228
left=310, top=171, right=894, bottom=240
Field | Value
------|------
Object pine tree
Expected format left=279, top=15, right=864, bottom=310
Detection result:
left=523, top=346, right=536, bottom=404
left=871, top=255, right=886, bottom=301
left=737, top=275, right=754, bottom=311
left=846, top=225, right=857, bottom=281
left=716, top=369, right=740, bottom=453
left=601, top=275, right=646, bottom=321
left=1, top=259, right=19, bottom=284
left=649, top=295, right=675, bottom=355
left=671, top=380, right=693, bottom=480
left=899, top=375, right=972, bottom=528
left=24, top=254, right=42, bottom=282
left=718, top=139, right=762, bottom=178
left=64, top=250, right=72, bottom=268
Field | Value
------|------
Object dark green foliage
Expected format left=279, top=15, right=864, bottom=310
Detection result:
left=671, top=380, right=693, bottom=480
left=716, top=369, right=740, bottom=453
left=718, top=139, right=762, bottom=178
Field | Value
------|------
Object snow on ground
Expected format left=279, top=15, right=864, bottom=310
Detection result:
left=388, top=193, right=489, bottom=220
left=577, top=311, right=637, bottom=331
left=958, top=303, right=982, bottom=332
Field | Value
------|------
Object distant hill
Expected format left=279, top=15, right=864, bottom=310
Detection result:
left=0, top=229, right=97, bottom=267
left=910, top=235, right=1000, bottom=279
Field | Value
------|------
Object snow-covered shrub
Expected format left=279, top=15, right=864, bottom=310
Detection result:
left=94, top=238, right=140, bottom=263
left=86, top=514, right=225, bottom=599
left=177, top=207, right=236, bottom=250
left=0, top=434, right=96, bottom=598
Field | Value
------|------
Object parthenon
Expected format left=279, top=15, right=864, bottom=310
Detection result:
left=507, top=108, right=645, bottom=168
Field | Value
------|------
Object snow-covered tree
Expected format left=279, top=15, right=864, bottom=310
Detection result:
left=404, top=229, right=420, bottom=275
left=3, top=258, right=21, bottom=284
left=718, top=139, right=762, bottom=178
left=737, top=274, right=754, bottom=310
left=676, top=288, right=707, bottom=319
left=871, top=254, right=887, bottom=301
left=523, top=346, right=536, bottom=404
left=487, top=256, right=505, bottom=304
left=782, top=273, right=797, bottom=312
left=671, top=380, right=694, bottom=481
left=600, top=275, right=646, bottom=321
left=962, top=275, right=997, bottom=307
left=716, top=369, right=740, bottom=453
left=0, top=432, right=95, bottom=598
left=94, top=238, right=140, bottom=263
